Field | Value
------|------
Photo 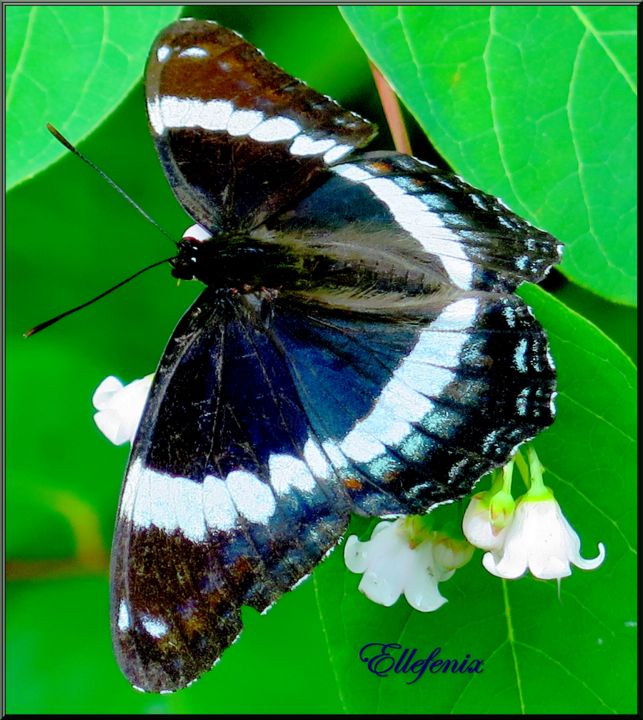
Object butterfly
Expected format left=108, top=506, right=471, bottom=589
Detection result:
left=110, top=18, right=562, bottom=693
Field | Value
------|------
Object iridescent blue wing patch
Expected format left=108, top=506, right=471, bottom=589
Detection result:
left=270, top=293, right=555, bottom=517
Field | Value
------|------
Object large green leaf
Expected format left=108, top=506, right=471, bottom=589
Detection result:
left=312, top=286, right=636, bottom=713
left=342, top=6, right=637, bottom=306
left=5, top=5, right=181, bottom=190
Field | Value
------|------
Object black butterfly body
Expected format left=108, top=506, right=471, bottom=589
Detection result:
left=111, top=19, right=561, bottom=692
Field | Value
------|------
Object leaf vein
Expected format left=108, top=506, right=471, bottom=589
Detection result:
left=571, top=7, right=637, bottom=95
left=7, top=6, right=38, bottom=109
left=501, top=580, right=526, bottom=712
left=482, top=7, right=533, bottom=219
left=312, top=574, right=348, bottom=712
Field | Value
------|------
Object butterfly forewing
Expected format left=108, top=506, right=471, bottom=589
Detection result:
left=112, top=289, right=350, bottom=692
left=145, top=19, right=376, bottom=233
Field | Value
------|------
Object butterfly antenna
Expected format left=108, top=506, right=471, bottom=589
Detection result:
left=46, top=124, right=175, bottom=244
left=24, top=256, right=174, bottom=338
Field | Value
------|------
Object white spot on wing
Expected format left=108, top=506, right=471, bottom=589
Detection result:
left=405, top=326, right=473, bottom=370
left=394, top=359, right=455, bottom=398
left=290, top=135, right=335, bottom=156
left=122, top=459, right=207, bottom=542
left=227, top=109, right=264, bottom=136
left=323, top=144, right=352, bottom=164
left=141, top=614, right=169, bottom=639
left=549, top=390, right=558, bottom=416
left=199, top=99, right=234, bottom=130
left=159, top=96, right=196, bottom=129
left=335, top=164, right=371, bottom=182
left=249, top=116, right=301, bottom=142
left=448, top=458, right=469, bottom=480
left=269, top=454, right=316, bottom=494
left=119, top=464, right=138, bottom=520
left=375, top=378, right=433, bottom=424
left=340, top=431, right=387, bottom=464
left=430, top=298, right=478, bottom=331
left=514, top=338, right=529, bottom=373
left=157, top=96, right=234, bottom=132
left=321, top=440, right=348, bottom=469
left=516, top=387, right=530, bottom=416
left=303, top=438, right=332, bottom=479
left=439, top=257, right=475, bottom=288
left=147, top=98, right=163, bottom=135
left=482, top=429, right=500, bottom=454
left=545, top=348, right=556, bottom=370
left=117, top=601, right=131, bottom=631
left=503, top=304, right=517, bottom=328
left=179, top=46, right=209, bottom=59
left=156, top=45, right=171, bottom=63
left=226, top=470, right=276, bottom=523
left=203, top=475, right=237, bottom=531
left=471, top=194, right=487, bottom=211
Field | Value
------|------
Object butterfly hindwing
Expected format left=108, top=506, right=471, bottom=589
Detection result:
left=111, top=288, right=350, bottom=692
left=145, top=19, right=376, bottom=233
left=270, top=293, right=556, bottom=517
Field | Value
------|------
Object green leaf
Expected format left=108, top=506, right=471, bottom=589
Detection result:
left=6, top=576, right=344, bottom=712
left=342, top=6, right=637, bottom=305
left=6, top=5, right=181, bottom=190
left=312, top=287, right=636, bottom=713
left=548, top=277, right=637, bottom=364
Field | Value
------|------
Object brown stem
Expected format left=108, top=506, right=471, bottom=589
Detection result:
left=370, top=61, right=412, bottom=156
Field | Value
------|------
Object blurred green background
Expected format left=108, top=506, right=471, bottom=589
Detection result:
left=6, top=5, right=636, bottom=714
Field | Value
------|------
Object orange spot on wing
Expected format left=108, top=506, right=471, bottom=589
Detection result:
left=343, top=477, right=363, bottom=491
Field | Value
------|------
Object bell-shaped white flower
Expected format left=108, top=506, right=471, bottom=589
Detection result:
left=92, top=374, right=153, bottom=445
left=463, top=463, right=516, bottom=552
left=463, top=492, right=509, bottom=552
left=344, top=518, right=462, bottom=612
left=432, top=535, right=474, bottom=571
left=482, top=493, right=606, bottom=580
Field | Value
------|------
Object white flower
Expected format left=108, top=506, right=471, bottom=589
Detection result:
left=482, top=495, right=606, bottom=580
left=344, top=518, right=461, bottom=612
left=92, top=374, right=153, bottom=445
left=432, top=535, right=474, bottom=570
left=462, top=492, right=509, bottom=552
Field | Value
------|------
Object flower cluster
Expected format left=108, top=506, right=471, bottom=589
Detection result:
left=344, top=517, right=472, bottom=612
left=344, top=448, right=605, bottom=611
left=463, top=450, right=605, bottom=580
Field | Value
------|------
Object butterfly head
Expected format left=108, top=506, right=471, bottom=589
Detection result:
left=171, top=223, right=213, bottom=280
